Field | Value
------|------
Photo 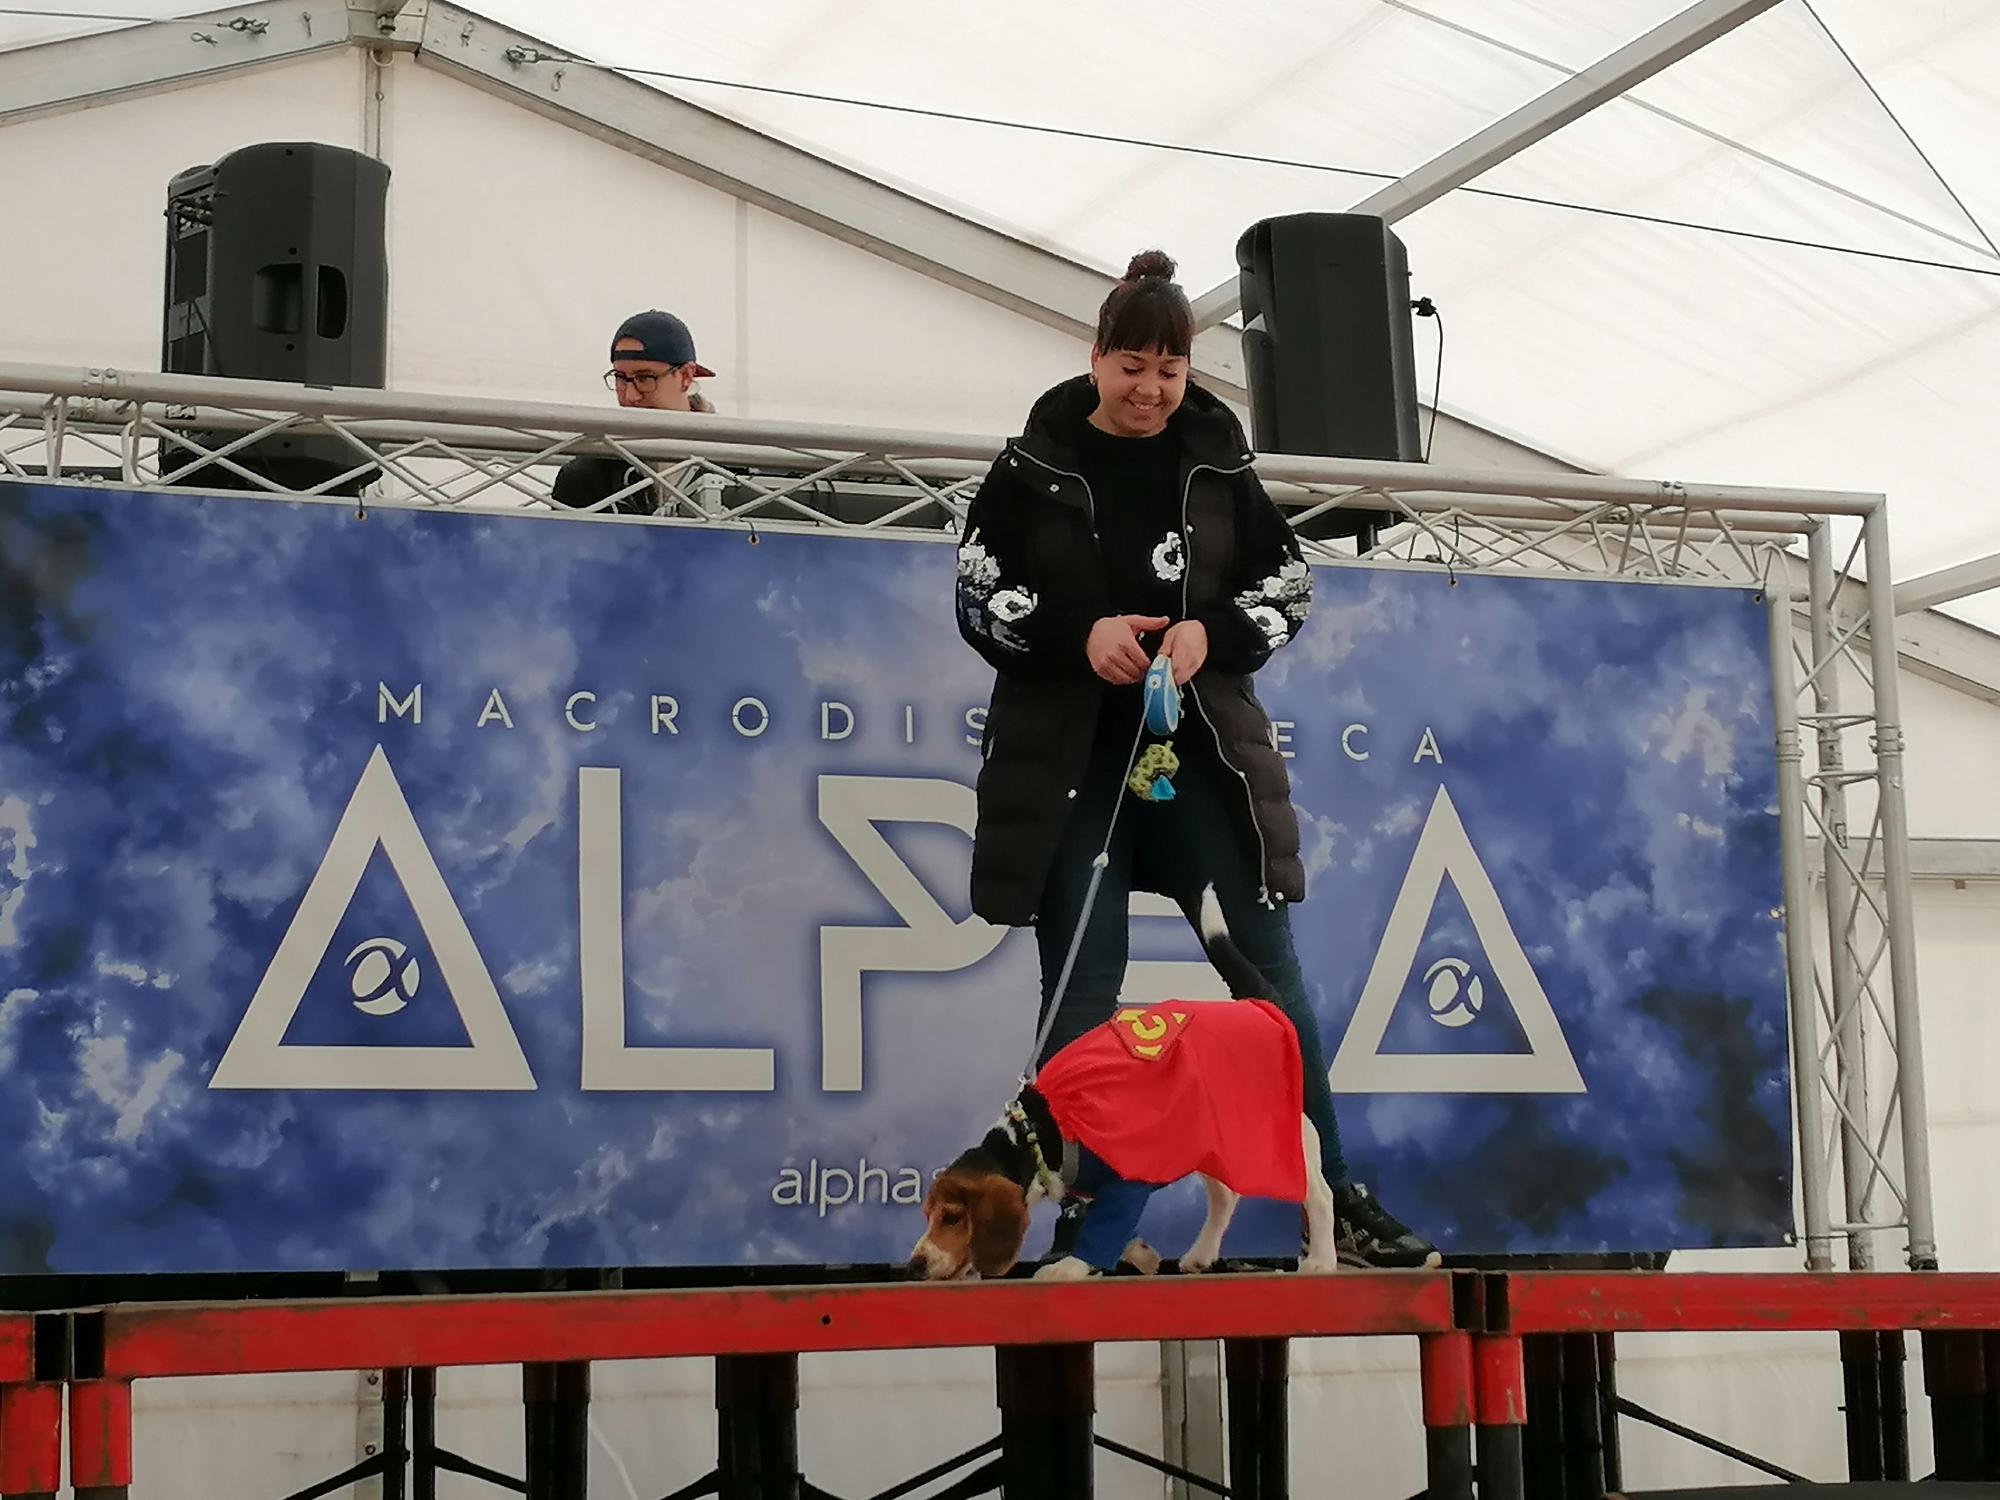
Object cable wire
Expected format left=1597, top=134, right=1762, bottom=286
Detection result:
left=524, top=49, right=2000, bottom=280
left=0, top=5, right=160, bottom=18
left=1381, top=0, right=2000, bottom=266
left=1802, top=0, right=2000, bottom=261
left=1414, top=298, right=1444, bottom=463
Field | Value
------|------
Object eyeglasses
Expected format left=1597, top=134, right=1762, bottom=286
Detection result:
left=604, top=368, right=684, bottom=392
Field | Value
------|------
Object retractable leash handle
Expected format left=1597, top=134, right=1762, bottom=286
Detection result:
left=1142, top=652, right=1180, bottom=735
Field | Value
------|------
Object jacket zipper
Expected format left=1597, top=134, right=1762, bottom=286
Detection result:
left=1015, top=442, right=1277, bottom=902
left=1179, top=457, right=1274, bottom=904
left=1012, top=442, right=1100, bottom=540
left=1007, top=442, right=1104, bottom=834
left=1011, top=443, right=1108, bottom=602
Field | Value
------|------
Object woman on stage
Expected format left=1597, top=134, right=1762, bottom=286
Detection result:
left=954, top=250, right=1437, bottom=1269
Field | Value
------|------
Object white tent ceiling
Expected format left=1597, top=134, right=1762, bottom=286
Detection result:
left=7, top=0, right=2000, bottom=628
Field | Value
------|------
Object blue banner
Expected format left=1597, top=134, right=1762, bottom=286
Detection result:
left=0, top=479, right=1792, bottom=1274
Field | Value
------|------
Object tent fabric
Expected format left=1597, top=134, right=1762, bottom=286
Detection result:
left=6, top=0, right=1999, bottom=628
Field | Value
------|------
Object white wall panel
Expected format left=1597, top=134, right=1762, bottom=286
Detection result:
left=0, top=51, right=365, bottom=370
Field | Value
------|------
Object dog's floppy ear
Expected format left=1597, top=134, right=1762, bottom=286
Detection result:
left=968, top=1177, right=1030, bottom=1279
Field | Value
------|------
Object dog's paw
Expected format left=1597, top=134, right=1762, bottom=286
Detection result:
left=1120, top=1239, right=1163, bottom=1276
left=1033, top=1256, right=1096, bottom=1283
left=1180, top=1240, right=1224, bottom=1275
left=1297, top=1251, right=1341, bottom=1276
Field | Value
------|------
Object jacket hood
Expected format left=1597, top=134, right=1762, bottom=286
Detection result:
left=1014, top=373, right=1255, bottom=472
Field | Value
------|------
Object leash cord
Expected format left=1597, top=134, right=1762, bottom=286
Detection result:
left=1023, top=709, right=1152, bottom=1082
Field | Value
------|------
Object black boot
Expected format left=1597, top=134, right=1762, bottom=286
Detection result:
left=1330, top=1181, right=1441, bottom=1269
left=1048, top=1195, right=1089, bottom=1262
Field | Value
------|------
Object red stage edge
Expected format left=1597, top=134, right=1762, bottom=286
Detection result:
left=89, top=1272, right=1456, bottom=1378
left=17, top=1270, right=2000, bottom=1493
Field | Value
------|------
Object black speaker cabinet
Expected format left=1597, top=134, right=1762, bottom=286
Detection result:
left=1235, top=212, right=1422, bottom=543
left=161, top=141, right=390, bottom=494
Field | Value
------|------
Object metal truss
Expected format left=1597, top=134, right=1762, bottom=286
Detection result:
left=0, top=360, right=1936, bottom=1269
left=0, top=366, right=1847, bottom=578
left=1770, top=525, right=1938, bottom=1271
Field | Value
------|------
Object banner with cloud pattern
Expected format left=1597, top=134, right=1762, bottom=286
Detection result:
left=0, top=480, right=1793, bottom=1273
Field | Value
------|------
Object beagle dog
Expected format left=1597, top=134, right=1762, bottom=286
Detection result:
left=910, top=888, right=1340, bottom=1282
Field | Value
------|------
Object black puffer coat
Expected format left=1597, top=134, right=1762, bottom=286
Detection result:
left=957, top=375, right=1311, bottom=927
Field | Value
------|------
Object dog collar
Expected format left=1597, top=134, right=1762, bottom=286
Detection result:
left=1006, top=1100, right=1067, bottom=1202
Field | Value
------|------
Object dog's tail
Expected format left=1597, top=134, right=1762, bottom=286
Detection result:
left=1194, top=885, right=1282, bottom=1003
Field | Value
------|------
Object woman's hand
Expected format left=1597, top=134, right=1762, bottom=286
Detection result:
left=1160, top=619, right=1209, bottom=686
left=1087, top=614, right=1169, bottom=685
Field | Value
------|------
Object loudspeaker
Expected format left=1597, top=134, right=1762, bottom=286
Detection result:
left=1235, top=211, right=1421, bottom=543
left=161, top=141, right=390, bottom=493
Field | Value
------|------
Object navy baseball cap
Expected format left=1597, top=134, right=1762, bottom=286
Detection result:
left=609, top=309, right=715, bottom=378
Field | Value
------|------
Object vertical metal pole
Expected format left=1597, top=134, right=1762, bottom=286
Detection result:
left=1522, top=1335, right=1567, bottom=1500
left=997, top=1345, right=1093, bottom=1499
left=381, top=1368, right=409, bottom=1500
left=357, top=1369, right=389, bottom=1500
left=716, top=1355, right=802, bottom=1500
left=1769, top=579, right=1836, bottom=1270
left=525, top=1362, right=589, bottom=1500
left=1841, top=1330, right=1885, bottom=1481
left=1861, top=505, right=1940, bottom=1270
left=1926, top=1331, right=1987, bottom=1481
left=1984, top=1332, right=2000, bottom=1480
left=411, top=1369, right=437, bottom=1500
left=1474, top=1335, right=1526, bottom=1500
left=1595, top=1334, right=1622, bottom=1496
left=1879, top=1330, right=1910, bottom=1480
left=524, top=1364, right=553, bottom=1500
left=1419, top=1332, right=1475, bottom=1500
left=68, top=1379, right=134, bottom=1500
left=0, top=1382, right=63, bottom=1500
left=1160, top=1341, right=1225, bottom=1500
left=1807, top=526, right=1878, bottom=1271
left=1224, top=1339, right=1289, bottom=1500
left=1559, top=1333, right=1606, bottom=1500
left=363, top=48, right=391, bottom=160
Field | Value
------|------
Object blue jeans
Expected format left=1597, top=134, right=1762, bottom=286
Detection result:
left=1067, top=1149, right=1158, bottom=1271
left=1033, top=734, right=1350, bottom=1188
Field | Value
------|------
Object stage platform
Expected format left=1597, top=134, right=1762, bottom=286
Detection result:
left=7, top=1270, right=2000, bottom=1498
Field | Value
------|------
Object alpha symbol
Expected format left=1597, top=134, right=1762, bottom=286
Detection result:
left=1422, top=957, right=1483, bottom=1029
left=347, top=938, right=419, bottom=1016
left=1331, top=786, right=1584, bottom=1095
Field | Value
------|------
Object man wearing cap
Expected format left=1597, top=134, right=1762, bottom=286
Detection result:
left=604, top=309, right=717, bottom=414
left=551, top=309, right=717, bottom=514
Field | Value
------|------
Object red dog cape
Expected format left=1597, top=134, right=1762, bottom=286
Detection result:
left=1035, top=999, right=1307, bottom=1202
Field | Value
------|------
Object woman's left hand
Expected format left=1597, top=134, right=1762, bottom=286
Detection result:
left=1160, top=619, right=1209, bottom=686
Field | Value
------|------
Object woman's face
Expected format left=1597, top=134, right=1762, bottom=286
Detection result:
left=1089, top=344, right=1187, bottom=437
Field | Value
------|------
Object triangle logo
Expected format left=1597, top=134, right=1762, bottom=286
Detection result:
left=209, top=745, right=537, bottom=1091
left=1329, top=785, right=1585, bottom=1095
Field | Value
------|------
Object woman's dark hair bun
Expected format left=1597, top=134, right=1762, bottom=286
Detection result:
left=1096, top=248, right=1193, bottom=356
